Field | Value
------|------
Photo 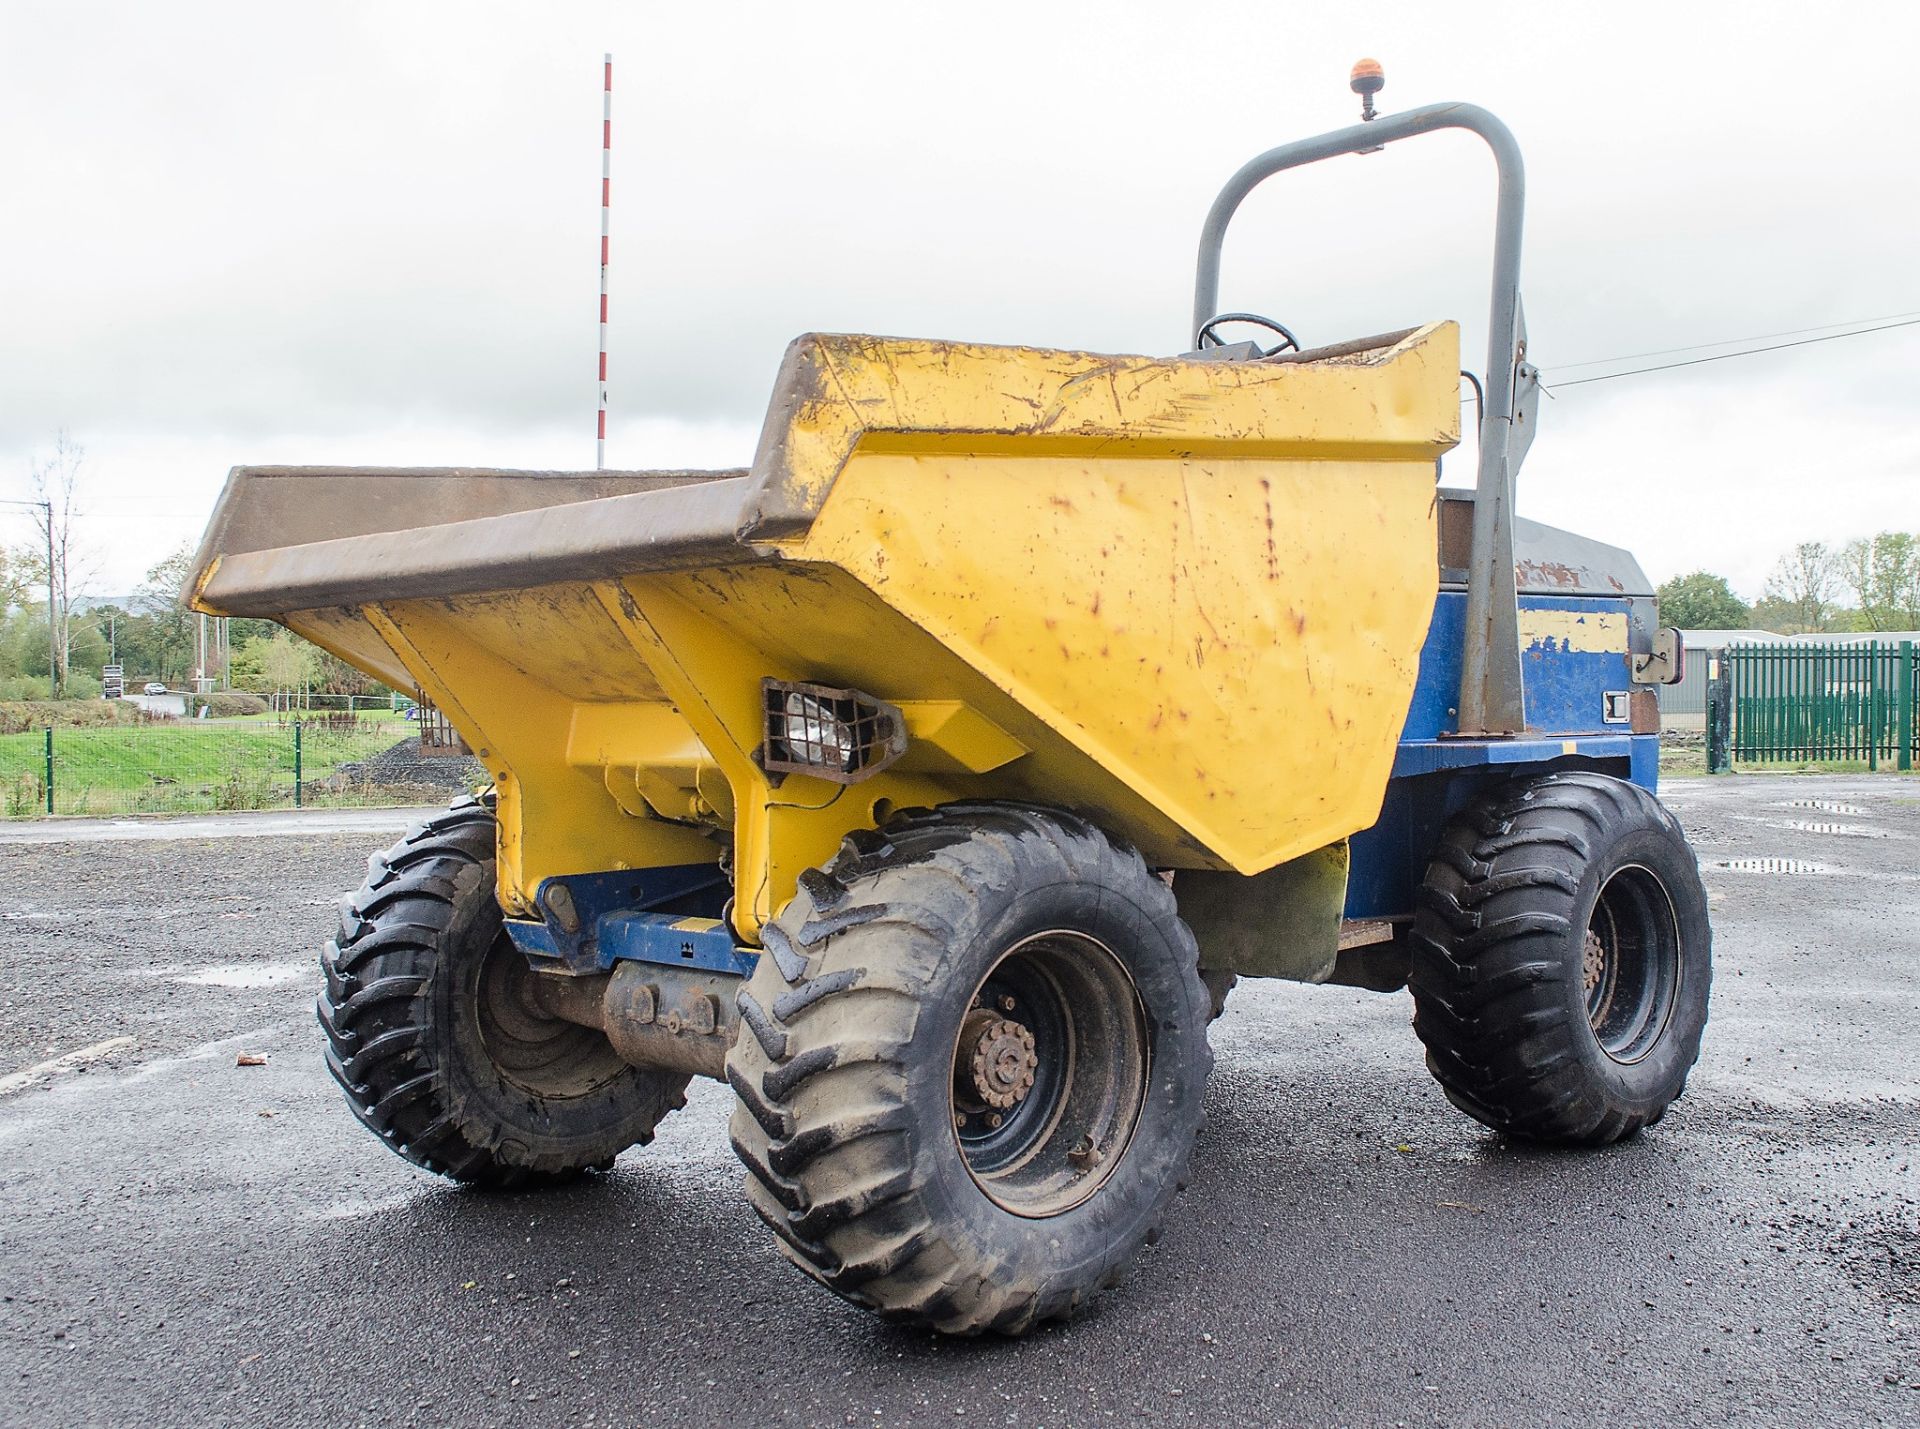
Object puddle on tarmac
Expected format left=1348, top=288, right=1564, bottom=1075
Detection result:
left=1716, top=857, right=1831, bottom=875
left=1787, top=799, right=1869, bottom=816
left=1775, top=819, right=1888, bottom=838
left=175, top=962, right=312, bottom=989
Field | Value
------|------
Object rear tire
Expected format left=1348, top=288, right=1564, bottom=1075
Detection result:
left=726, top=804, right=1213, bottom=1335
left=318, top=796, right=689, bottom=1186
left=1408, top=771, right=1711, bottom=1146
left=1198, top=966, right=1237, bottom=1020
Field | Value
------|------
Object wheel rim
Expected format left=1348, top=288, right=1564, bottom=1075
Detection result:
left=1582, top=863, right=1682, bottom=1063
left=476, top=930, right=629, bottom=1098
left=949, top=930, right=1150, bottom=1219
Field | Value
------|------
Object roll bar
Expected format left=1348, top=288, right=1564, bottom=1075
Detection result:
left=1192, top=101, right=1534, bottom=735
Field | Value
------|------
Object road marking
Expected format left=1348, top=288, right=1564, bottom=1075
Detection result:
left=0, top=1036, right=137, bottom=1096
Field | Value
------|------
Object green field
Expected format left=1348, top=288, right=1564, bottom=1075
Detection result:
left=0, top=714, right=458, bottom=817
left=1656, top=734, right=1901, bottom=779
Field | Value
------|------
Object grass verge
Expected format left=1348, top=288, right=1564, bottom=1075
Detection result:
left=0, top=719, right=434, bottom=817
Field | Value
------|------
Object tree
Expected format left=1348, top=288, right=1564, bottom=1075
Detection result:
left=0, top=603, right=53, bottom=688
left=1762, top=541, right=1839, bottom=634
left=67, top=618, right=109, bottom=684
left=19, top=433, right=94, bottom=695
left=1656, top=571, right=1749, bottom=630
left=313, top=649, right=380, bottom=696
left=1838, top=532, right=1920, bottom=632
left=0, top=546, right=29, bottom=611
left=132, top=544, right=199, bottom=683
left=257, top=630, right=320, bottom=705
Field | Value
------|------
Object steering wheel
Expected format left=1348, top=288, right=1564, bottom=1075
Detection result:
left=1195, top=312, right=1301, bottom=358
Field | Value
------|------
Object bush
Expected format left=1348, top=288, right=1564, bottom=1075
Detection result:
left=196, top=693, right=269, bottom=718
left=4, top=774, right=45, bottom=817
left=212, top=769, right=278, bottom=811
left=0, top=700, right=143, bottom=735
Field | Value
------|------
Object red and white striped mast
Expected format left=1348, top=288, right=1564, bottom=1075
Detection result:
left=597, top=52, right=612, bottom=469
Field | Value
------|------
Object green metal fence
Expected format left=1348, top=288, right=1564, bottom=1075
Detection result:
left=1727, top=640, right=1917, bottom=769
left=0, top=715, right=483, bottom=817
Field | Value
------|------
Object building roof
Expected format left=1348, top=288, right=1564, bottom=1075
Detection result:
left=1814, top=630, right=1920, bottom=645
left=1680, top=628, right=1920, bottom=647
left=1679, top=629, right=1788, bottom=646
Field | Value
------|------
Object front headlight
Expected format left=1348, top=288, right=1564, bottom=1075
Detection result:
left=761, top=679, right=906, bottom=784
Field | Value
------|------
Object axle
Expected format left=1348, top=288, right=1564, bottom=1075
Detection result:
left=529, top=962, right=743, bottom=1080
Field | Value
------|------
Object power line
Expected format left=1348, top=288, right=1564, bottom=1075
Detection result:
left=1548, top=308, right=1920, bottom=373
left=1543, top=316, right=1920, bottom=392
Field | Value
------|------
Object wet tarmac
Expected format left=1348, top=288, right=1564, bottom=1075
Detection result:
left=1, top=775, right=1916, bottom=1426
left=0, top=806, right=440, bottom=847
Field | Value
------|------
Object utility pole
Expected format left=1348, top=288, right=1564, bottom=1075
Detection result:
left=43, top=507, right=51, bottom=693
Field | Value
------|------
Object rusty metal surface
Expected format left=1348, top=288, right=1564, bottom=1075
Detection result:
left=414, top=697, right=471, bottom=757
left=1325, top=937, right=1412, bottom=992
left=958, top=1010, right=1039, bottom=1111
left=186, top=465, right=740, bottom=601
left=193, top=476, right=758, bottom=618
left=1630, top=687, right=1661, bottom=734
left=187, top=325, right=1459, bottom=925
left=1437, top=495, right=1654, bottom=598
left=529, top=961, right=740, bottom=1080
left=594, top=962, right=737, bottom=1079
left=1263, top=328, right=1419, bottom=364
left=732, top=327, right=1458, bottom=545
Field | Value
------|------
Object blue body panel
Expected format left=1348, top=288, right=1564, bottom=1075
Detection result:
left=1344, top=590, right=1658, bottom=922
left=503, top=864, right=741, bottom=976
left=1400, top=591, right=1642, bottom=742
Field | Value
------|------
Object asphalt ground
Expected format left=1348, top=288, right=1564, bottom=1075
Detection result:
left=1, top=778, right=1916, bottom=1427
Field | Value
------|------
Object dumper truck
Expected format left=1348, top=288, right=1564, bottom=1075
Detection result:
left=187, top=70, right=1708, bottom=1336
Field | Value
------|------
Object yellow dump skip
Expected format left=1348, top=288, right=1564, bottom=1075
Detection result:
left=190, top=324, right=1460, bottom=937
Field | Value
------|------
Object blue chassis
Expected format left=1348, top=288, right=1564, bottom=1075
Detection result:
left=1344, top=589, right=1655, bottom=922
left=506, top=588, right=1654, bottom=974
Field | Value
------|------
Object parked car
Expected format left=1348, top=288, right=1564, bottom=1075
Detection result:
left=143, top=683, right=168, bottom=696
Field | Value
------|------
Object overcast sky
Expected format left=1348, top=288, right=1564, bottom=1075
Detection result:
left=2, top=1, right=1914, bottom=598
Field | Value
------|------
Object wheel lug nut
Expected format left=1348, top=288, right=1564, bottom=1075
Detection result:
left=988, top=1113, right=1003, bottom=1129
left=999, top=995, right=1016, bottom=1012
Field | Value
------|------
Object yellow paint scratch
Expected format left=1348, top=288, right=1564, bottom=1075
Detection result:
left=1520, top=609, right=1627, bottom=654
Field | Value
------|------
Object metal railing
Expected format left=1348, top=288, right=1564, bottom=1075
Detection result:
left=1192, top=100, right=1535, bottom=736
left=1709, top=641, right=1917, bottom=770
left=0, top=715, right=484, bottom=818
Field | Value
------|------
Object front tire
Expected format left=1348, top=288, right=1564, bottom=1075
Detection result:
left=1409, top=771, right=1711, bottom=1146
left=318, top=796, right=690, bottom=1186
left=726, top=804, right=1213, bottom=1335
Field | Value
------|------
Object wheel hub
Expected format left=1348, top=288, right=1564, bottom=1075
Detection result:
left=477, top=930, right=629, bottom=1097
left=959, top=1008, right=1038, bottom=1110
left=1582, top=927, right=1606, bottom=996
left=947, top=929, right=1151, bottom=1218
